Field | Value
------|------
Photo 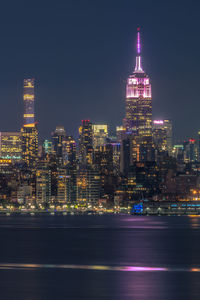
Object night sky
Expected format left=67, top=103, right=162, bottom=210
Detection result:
left=0, top=0, right=199, bottom=142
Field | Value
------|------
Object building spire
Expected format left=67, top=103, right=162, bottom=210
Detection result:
left=137, top=27, right=141, bottom=54
left=134, top=27, right=144, bottom=73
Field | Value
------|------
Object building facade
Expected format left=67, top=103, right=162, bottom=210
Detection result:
left=92, top=125, right=108, bottom=149
left=123, top=28, right=153, bottom=163
left=0, top=132, right=22, bottom=160
left=21, top=79, right=38, bottom=168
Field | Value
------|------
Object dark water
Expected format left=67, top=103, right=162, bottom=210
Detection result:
left=0, top=215, right=200, bottom=299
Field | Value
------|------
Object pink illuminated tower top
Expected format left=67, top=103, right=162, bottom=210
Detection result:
left=126, top=28, right=151, bottom=99
left=134, top=27, right=143, bottom=73
left=124, top=28, right=152, bottom=136
left=137, top=27, right=141, bottom=54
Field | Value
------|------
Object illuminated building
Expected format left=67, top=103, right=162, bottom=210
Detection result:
left=112, top=142, right=121, bottom=175
left=77, top=165, right=100, bottom=204
left=116, top=126, right=126, bottom=143
left=23, top=79, right=35, bottom=125
left=93, top=144, right=118, bottom=201
left=0, top=159, right=13, bottom=175
left=172, top=145, right=184, bottom=162
left=198, top=131, right=200, bottom=161
left=164, top=119, right=172, bottom=154
left=52, top=126, right=66, bottom=162
left=57, top=168, right=68, bottom=204
left=183, top=139, right=198, bottom=163
left=123, top=28, right=153, bottom=162
left=0, top=132, right=22, bottom=160
left=120, top=135, right=141, bottom=175
left=36, top=168, right=51, bottom=207
left=21, top=79, right=38, bottom=168
left=63, top=136, right=77, bottom=202
left=92, top=125, right=108, bottom=149
left=18, top=169, right=36, bottom=205
left=153, top=120, right=167, bottom=152
left=17, top=185, right=32, bottom=204
left=43, top=140, right=52, bottom=155
left=21, top=126, right=38, bottom=168
left=153, top=120, right=172, bottom=154
left=62, top=136, right=76, bottom=166
left=79, top=120, right=93, bottom=164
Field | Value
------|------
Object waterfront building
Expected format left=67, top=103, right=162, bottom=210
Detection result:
left=62, top=136, right=77, bottom=202
left=0, top=132, right=22, bottom=160
left=93, top=143, right=119, bottom=202
left=17, top=184, right=32, bottom=204
left=36, top=168, right=51, bottom=207
left=198, top=131, right=200, bottom=161
left=57, top=168, right=68, bottom=204
left=77, top=165, right=100, bottom=205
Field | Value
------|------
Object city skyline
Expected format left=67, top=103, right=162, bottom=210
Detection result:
left=0, top=0, right=199, bottom=140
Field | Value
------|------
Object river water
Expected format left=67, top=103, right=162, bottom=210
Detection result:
left=0, top=214, right=200, bottom=299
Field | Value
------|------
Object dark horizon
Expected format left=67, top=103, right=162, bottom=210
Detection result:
left=0, top=0, right=200, bottom=142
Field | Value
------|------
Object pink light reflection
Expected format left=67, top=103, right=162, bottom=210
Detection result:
left=153, top=120, right=164, bottom=124
left=121, top=266, right=168, bottom=272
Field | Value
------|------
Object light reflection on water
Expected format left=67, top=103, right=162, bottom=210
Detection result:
left=0, top=215, right=200, bottom=299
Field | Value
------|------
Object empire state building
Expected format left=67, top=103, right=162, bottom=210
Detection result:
left=123, top=28, right=153, bottom=162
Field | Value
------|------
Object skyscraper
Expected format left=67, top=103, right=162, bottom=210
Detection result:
left=0, top=132, right=22, bottom=160
left=21, top=79, right=38, bottom=168
left=23, top=79, right=35, bottom=126
left=78, top=120, right=93, bottom=164
left=153, top=119, right=172, bottom=155
left=123, top=28, right=153, bottom=162
left=92, top=124, right=108, bottom=149
left=51, top=125, right=67, bottom=165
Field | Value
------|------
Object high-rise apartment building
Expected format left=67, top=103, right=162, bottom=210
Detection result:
left=52, top=126, right=66, bottom=159
left=0, top=132, right=22, bottom=160
left=57, top=168, right=69, bottom=204
left=152, top=119, right=173, bottom=156
left=92, top=125, right=108, bottom=149
left=77, top=165, right=100, bottom=205
left=23, top=79, right=35, bottom=126
left=36, top=168, right=51, bottom=207
left=183, top=139, right=198, bottom=163
left=21, top=79, right=38, bottom=168
left=43, top=140, right=52, bottom=155
left=79, top=120, right=93, bottom=164
left=62, top=136, right=76, bottom=166
left=116, top=126, right=126, bottom=143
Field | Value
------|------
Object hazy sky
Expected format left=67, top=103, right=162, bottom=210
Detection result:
left=0, top=0, right=199, bottom=142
